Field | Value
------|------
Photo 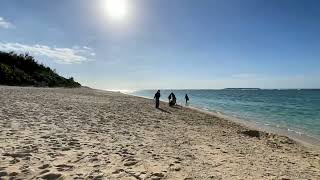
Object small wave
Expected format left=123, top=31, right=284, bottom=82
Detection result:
left=287, top=128, right=304, bottom=136
left=296, top=131, right=304, bottom=135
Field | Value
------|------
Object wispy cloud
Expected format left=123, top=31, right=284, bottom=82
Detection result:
left=0, top=17, right=14, bottom=29
left=0, top=42, right=95, bottom=64
left=231, top=73, right=259, bottom=79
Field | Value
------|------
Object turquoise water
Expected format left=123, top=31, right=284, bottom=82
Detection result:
left=130, top=89, right=320, bottom=140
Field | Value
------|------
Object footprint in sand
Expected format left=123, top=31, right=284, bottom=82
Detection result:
left=55, top=164, right=74, bottom=172
left=86, top=170, right=104, bottom=180
left=124, top=160, right=138, bottom=166
left=150, top=172, right=165, bottom=180
left=9, top=172, right=19, bottom=177
left=0, top=171, right=8, bottom=177
left=112, top=169, right=124, bottom=174
left=3, top=152, right=32, bottom=159
left=39, top=164, right=51, bottom=169
left=9, top=158, right=20, bottom=164
left=41, top=173, right=63, bottom=180
left=169, top=163, right=182, bottom=171
left=39, top=169, right=51, bottom=175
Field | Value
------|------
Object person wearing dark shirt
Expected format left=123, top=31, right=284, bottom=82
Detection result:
left=185, top=94, right=189, bottom=104
left=154, top=90, right=161, bottom=108
left=172, top=93, right=176, bottom=105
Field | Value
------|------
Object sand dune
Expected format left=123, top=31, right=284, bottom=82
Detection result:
left=0, top=86, right=319, bottom=179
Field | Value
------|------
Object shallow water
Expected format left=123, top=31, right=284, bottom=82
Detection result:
left=130, top=89, right=320, bottom=141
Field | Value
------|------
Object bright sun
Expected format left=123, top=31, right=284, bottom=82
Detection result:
left=103, top=0, right=129, bottom=20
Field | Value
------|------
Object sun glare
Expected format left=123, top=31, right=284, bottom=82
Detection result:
left=103, top=0, right=129, bottom=20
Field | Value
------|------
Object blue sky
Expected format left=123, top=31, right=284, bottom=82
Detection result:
left=0, top=0, right=320, bottom=90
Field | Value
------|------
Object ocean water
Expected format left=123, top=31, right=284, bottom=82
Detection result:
left=130, top=89, right=320, bottom=141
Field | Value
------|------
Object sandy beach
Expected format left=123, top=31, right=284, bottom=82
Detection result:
left=0, top=86, right=320, bottom=180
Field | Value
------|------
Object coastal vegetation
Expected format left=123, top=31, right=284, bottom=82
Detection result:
left=0, top=51, right=81, bottom=87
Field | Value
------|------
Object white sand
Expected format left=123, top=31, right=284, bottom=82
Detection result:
left=0, top=86, right=319, bottom=179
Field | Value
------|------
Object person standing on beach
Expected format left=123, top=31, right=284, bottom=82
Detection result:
left=185, top=94, right=189, bottom=104
left=172, top=93, right=176, bottom=105
left=154, top=90, right=161, bottom=108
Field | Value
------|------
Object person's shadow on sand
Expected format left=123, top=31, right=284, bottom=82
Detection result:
left=170, top=105, right=182, bottom=109
left=157, top=107, right=171, bottom=114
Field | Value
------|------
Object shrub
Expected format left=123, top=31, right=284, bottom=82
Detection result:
left=0, top=51, right=81, bottom=88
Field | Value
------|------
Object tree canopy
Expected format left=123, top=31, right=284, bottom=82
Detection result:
left=0, top=51, right=81, bottom=88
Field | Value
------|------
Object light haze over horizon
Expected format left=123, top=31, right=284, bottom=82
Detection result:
left=1, top=0, right=320, bottom=90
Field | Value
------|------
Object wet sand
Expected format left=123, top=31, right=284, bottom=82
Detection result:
left=0, top=86, right=320, bottom=179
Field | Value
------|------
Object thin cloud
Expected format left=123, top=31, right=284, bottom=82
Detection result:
left=0, top=17, right=14, bottom=29
left=0, top=42, right=95, bottom=64
left=83, top=46, right=92, bottom=50
left=231, top=73, right=259, bottom=79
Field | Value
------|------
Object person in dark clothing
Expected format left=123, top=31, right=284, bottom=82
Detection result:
left=172, top=93, right=176, bottom=104
left=154, top=90, right=161, bottom=108
left=168, top=92, right=176, bottom=106
left=185, top=94, right=189, bottom=104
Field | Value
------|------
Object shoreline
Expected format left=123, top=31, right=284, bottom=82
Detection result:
left=125, top=92, right=320, bottom=150
left=186, top=105, right=320, bottom=150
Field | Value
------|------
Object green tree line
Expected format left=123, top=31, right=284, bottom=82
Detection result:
left=0, top=51, right=81, bottom=88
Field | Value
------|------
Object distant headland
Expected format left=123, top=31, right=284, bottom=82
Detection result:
left=0, top=51, right=81, bottom=88
left=223, top=88, right=261, bottom=90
